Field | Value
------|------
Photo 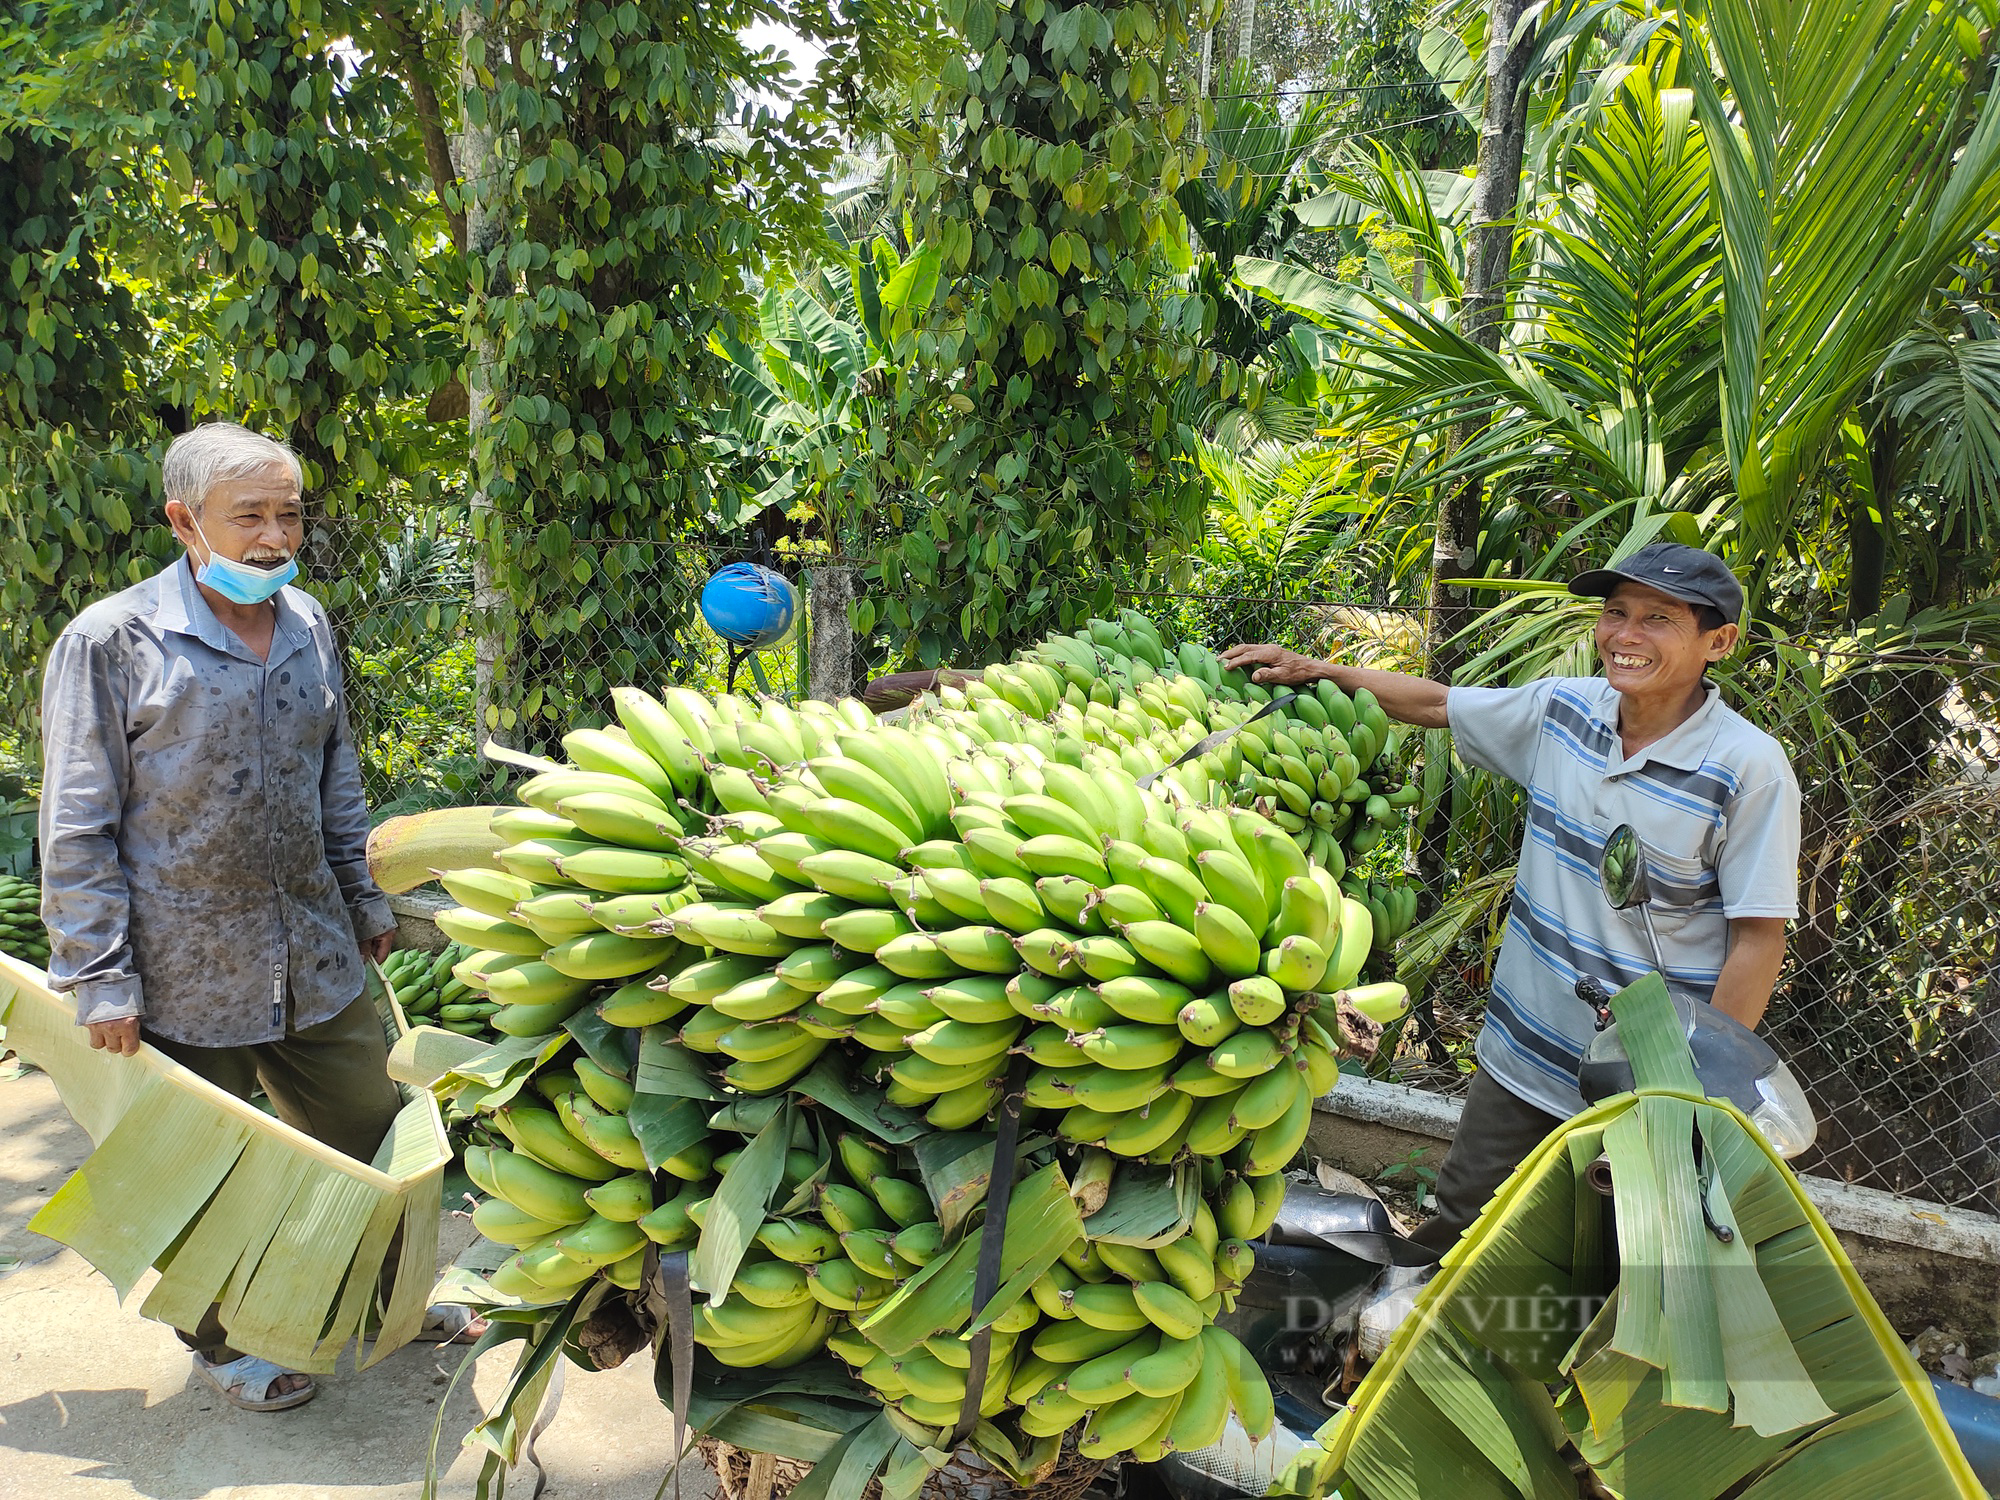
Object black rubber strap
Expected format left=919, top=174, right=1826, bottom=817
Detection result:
left=1135, top=690, right=1301, bottom=789
left=952, top=1058, right=1030, bottom=1443
left=648, top=1247, right=694, bottom=1500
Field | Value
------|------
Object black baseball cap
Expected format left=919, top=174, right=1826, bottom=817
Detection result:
left=1568, top=543, right=1742, bottom=626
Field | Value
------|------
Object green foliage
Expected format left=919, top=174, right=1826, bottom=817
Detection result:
left=0, top=24, right=173, bottom=726
left=467, top=0, right=844, bottom=740
left=0, top=0, right=456, bottom=735
left=714, top=244, right=947, bottom=547
left=176, top=0, right=449, bottom=522
left=875, top=0, right=1219, bottom=663
left=1177, top=58, right=1341, bottom=363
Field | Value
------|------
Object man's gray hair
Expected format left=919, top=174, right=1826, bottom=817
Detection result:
left=162, top=422, right=303, bottom=517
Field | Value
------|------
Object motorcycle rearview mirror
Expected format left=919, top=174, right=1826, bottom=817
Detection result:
left=1599, top=823, right=1667, bottom=974
left=1599, top=823, right=1650, bottom=910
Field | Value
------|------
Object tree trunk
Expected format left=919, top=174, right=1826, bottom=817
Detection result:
left=459, top=0, right=512, bottom=758
left=1412, top=0, right=1535, bottom=1052
left=379, top=8, right=465, bottom=254
left=1845, top=415, right=1895, bottom=625
left=1423, top=0, right=1534, bottom=685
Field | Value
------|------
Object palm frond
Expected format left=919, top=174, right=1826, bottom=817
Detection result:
left=1686, top=0, right=2000, bottom=586
left=1878, top=327, right=2000, bottom=540
left=1527, top=63, right=1723, bottom=451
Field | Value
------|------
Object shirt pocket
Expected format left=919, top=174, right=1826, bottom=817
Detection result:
left=1636, top=840, right=1721, bottom=940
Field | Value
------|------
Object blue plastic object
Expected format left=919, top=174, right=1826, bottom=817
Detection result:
left=1932, top=1375, right=2000, bottom=1490
left=700, top=563, right=798, bottom=649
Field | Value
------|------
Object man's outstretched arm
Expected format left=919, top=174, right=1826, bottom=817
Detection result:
left=1219, top=643, right=1451, bottom=730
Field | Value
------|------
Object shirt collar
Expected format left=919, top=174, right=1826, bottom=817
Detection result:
left=154, top=554, right=312, bottom=668
left=1594, top=677, right=1726, bottom=774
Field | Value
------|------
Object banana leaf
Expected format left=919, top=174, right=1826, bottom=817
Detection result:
left=789, top=1051, right=929, bottom=1143
left=912, top=1130, right=1000, bottom=1236
left=636, top=1026, right=726, bottom=1101
left=0, top=953, right=449, bottom=1373
left=861, top=1162, right=1081, bottom=1353
left=787, top=1410, right=903, bottom=1500
left=1080, top=1160, right=1196, bottom=1247
left=1280, top=973, right=1988, bottom=1499
left=562, top=1000, right=639, bottom=1078
left=690, top=1101, right=791, bottom=1300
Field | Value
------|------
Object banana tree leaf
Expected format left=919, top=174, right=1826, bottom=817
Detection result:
left=629, top=1092, right=711, bottom=1175
left=788, top=1411, right=902, bottom=1500
left=1611, top=971, right=1702, bottom=1094
left=1645, top=1096, right=1728, bottom=1414
left=1235, top=256, right=1371, bottom=327
left=690, top=1102, right=790, bottom=1300
left=464, top=1283, right=601, bottom=1467
left=636, top=1026, right=725, bottom=1101
left=790, top=1052, right=928, bottom=1142
left=0, top=954, right=448, bottom=1374
left=564, top=1001, right=638, bottom=1079
left=1287, top=971, right=1986, bottom=1499
left=1403, top=1321, right=1574, bottom=1500
left=912, top=1131, right=998, bottom=1236
left=862, top=1163, right=1079, bottom=1352
left=881, top=1438, right=937, bottom=1500
left=1079, top=1160, right=1192, bottom=1247
left=386, top=1024, right=518, bottom=1087
left=688, top=1370, right=879, bottom=1464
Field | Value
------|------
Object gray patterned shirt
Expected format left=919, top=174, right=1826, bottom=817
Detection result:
left=1446, top=676, right=1800, bottom=1118
left=38, top=557, right=395, bottom=1046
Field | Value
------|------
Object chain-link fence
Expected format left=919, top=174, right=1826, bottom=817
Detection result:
left=318, top=515, right=823, bottom=816
left=326, top=548, right=2000, bottom=1215
left=1119, top=583, right=2000, bottom=1216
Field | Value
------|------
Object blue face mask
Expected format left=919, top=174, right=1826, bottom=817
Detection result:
left=193, top=518, right=298, bottom=604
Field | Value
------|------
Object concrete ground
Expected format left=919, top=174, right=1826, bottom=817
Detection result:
left=0, top=1062, right=714, bottom=1500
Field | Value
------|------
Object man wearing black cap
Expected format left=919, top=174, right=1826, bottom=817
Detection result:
left=1221, top=543, right=1800, bottom=1252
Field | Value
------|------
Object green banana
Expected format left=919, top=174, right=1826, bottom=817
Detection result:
left=1227, top=973, right=1288, bottom=1026
left=1095, top=973, right=1194, bottom=1026
left=1119, top=920, right=1214, bottom=988
left=1175, top=991, right=1240, bottom=1048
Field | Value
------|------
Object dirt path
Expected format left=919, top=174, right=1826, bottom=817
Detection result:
left=0, top=1064, right=711, bottom=1500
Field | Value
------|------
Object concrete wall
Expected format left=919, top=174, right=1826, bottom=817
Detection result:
left=1311, top=1077, right=2000, bottom=1342
left=388, top=889, right=454, bottom=955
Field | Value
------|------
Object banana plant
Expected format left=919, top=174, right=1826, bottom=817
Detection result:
left=710, top=239, right=943, bottom=544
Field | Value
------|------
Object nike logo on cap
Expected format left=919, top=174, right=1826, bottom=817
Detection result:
left=1661, top=566, right=1681, bottom=573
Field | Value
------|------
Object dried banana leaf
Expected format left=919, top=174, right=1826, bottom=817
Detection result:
left=0, top=953, right=448, bottom=1373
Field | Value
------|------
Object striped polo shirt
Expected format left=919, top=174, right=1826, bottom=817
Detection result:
left=1446, top=676, right=1801, bottom=1118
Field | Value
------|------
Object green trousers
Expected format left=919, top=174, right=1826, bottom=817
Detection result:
left=146, top=991, right=404, bottom=1361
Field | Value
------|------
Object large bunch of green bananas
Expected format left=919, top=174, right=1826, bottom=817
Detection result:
left=0, top=874, right=49, bottom=968
left=378, top=941, right=499, bottom=1035
left=419, top=673, right=1415, bottom=1469
left=969, top=611, right=1422, bottom=949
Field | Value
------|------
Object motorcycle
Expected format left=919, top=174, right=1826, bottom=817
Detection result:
left=1140, top=823, right=1822, bottom=1499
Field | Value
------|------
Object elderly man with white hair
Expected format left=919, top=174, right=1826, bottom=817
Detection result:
left=37, top=421, right=478, bottom=1412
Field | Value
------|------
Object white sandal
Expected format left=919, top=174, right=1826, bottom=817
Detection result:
left=192, top=1352, right=317, bottom=1412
